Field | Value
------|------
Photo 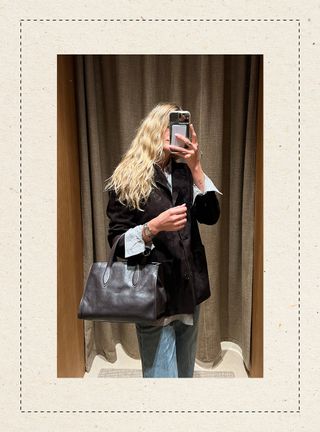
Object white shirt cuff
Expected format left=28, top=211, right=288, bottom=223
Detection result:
left=124, top=225, right=155, bottom=258
left=193, top=173, right=223, bottom=204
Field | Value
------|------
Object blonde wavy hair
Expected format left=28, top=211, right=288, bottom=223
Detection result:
left=104, top=101, right=182, bottom=211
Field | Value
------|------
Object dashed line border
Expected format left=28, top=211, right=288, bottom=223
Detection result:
left=19, top=18, right=301, bottom=414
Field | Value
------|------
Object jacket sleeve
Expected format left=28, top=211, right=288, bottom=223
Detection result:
left=192, top=190, right=221, bottom=225
left=185, top=165, right=222, bottom=225
left=106, top=189, right=146, bottom=259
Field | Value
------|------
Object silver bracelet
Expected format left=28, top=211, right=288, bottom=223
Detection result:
left=143, top=222, right=155, bottom=239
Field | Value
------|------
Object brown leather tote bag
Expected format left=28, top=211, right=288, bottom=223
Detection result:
left=78, top=233, right=167, bottom=323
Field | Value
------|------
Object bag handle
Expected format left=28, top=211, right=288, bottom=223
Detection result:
left=107, top=232, right=126, bottom=267
left=103, top=232, right=149, bottom=285
left=102, top=233, right=125, bottom=284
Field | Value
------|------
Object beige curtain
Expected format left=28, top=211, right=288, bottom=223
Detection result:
left=74, top=54, right=260, bottom=373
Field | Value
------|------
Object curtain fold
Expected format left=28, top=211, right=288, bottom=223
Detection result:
left=74, top=54, right=260, bottom=373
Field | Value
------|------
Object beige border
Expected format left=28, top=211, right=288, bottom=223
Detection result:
left=3, top=5, right=319, bottom=430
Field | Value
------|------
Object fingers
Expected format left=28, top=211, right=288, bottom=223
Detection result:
left=190, top=123, right=197, bottom=143
left=157, top=203, right=188, bottom=232
left=171, top=218, right=187, bottom=231
left=169, top=144, right=191, bottom=153
left=168, top=204, right=186, bottom=210
left=172, top=205, right=187, bottom=226
left=163, top=205, right=186, bottom=221
left=172, top=214, right=187, bottom=224
left=171, top=204, right=187, bottom=214
left=174, top=219, right=187, bottom=229
left=171, top=134, right=196, bottom=152
left=166, top=204, right=188, bottom=231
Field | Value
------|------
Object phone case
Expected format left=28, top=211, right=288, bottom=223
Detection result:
left=170, top=124, right=188, bottom=147
left=169, top=111, right=191, bottom=164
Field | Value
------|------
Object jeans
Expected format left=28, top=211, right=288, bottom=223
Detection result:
left=135, top=304, right=200, bottom=378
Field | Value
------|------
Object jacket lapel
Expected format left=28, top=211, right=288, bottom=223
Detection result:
left=154, top=159, right=188, bottom=206
left=153, top=162, right=172, bottom=200
left=171, top=159, right=189, bottom=206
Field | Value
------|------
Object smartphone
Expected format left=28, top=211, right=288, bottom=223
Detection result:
left=169, top=110, right=191, bottom=163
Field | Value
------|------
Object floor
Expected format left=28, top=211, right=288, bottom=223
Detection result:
left=84, top=341, right=248, bottom=378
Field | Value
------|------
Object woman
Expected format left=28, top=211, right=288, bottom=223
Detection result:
left=104, top=102, right=222, bottom=378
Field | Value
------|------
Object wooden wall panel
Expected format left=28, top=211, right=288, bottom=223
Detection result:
left=250, top=56, right=264, bottom=377
left=57, top=55, right=85, bottom=377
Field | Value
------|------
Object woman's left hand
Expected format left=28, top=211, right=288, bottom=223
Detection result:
left=169, top=123, right=202, bottom=171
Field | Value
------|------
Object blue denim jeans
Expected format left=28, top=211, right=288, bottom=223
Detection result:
left=135, top=304, right=200, bottom=378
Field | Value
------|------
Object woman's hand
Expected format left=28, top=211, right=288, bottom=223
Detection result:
left=148, top=204, right=187, bottom=234
left=169, top=123, right=202, bottom=171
